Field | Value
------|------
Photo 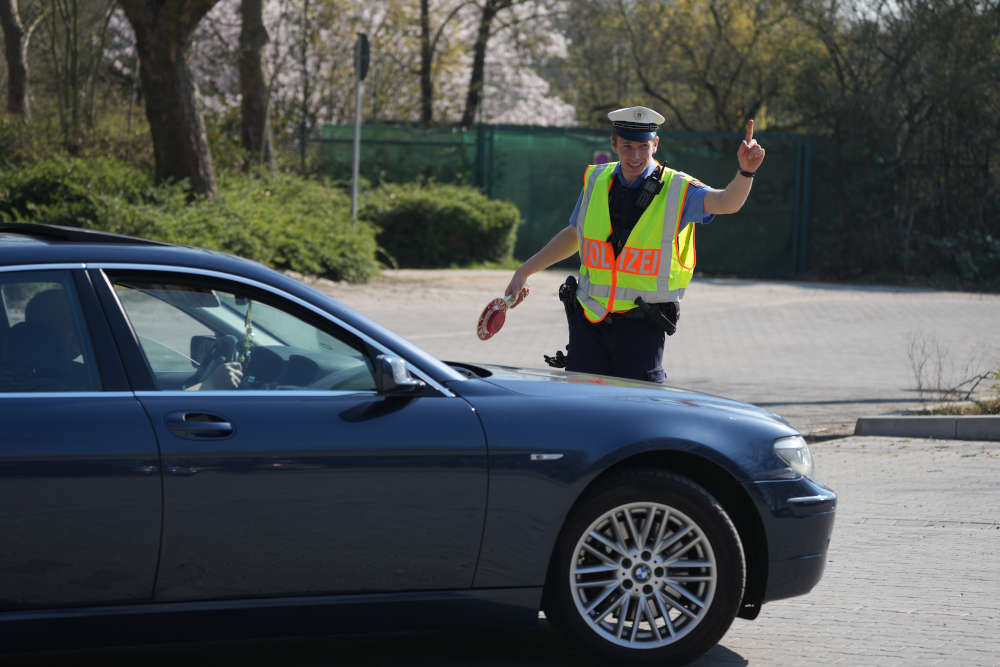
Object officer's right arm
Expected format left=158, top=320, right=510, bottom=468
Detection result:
left=505, top=225, right=579, bottom=298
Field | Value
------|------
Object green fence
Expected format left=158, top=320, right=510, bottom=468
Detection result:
left=320, top=124, right=813, bottom=277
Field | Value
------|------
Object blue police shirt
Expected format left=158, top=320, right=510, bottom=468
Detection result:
left=569, top=162, right=714, bottom=229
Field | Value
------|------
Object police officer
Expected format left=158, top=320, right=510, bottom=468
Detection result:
left=504, top=106, right=765, bottom=383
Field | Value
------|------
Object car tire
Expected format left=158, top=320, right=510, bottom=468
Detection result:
left=545, top=469, right=746, bottom=665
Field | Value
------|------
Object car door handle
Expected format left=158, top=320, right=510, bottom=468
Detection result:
left=166, top=411, right=234, bottom=439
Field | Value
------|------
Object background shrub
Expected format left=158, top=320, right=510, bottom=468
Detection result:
left=0, top=158, right=380, bottom=282
left=360, top=182, right=521, bottom=268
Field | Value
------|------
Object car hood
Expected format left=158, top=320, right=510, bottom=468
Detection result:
left=469, top=363, right=792, bottom=429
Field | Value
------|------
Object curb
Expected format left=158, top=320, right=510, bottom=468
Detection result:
left=854, top=415, right=1000, bottom=441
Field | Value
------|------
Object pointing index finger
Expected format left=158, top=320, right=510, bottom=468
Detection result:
left=745, top=119, right=755, bottom=144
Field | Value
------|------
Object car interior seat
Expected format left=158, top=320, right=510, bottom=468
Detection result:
left=3, top=289, right=92, bottom=391
left=0, top=305, right=9, bottom=389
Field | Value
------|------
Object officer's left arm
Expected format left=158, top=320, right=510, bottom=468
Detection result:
left=704, top=119, right=766, bottom=215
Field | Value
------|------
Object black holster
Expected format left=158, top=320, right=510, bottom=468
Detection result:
left=634, top=296, right=680, bottom=336
left=558, top=275, right=578, bottom=315
left=544, top=275, right=578, bottom=368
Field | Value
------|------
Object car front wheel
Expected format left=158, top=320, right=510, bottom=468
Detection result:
left=545, top=470, right=746, bottom=665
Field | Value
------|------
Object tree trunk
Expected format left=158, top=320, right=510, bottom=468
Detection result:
left=0, top=0, right=30, bottom=118
left=239, top=0, right=273, bottom=171
left=85, top=1, right=118, bottom=130
left=296, top=0, right=311, bottom=167
left=461, top=0, right=507, bottom=128
left=419, top=0, right=433, bottom=127
left=117, top=0, right=219, bottom=198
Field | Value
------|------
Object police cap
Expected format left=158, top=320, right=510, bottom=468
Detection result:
left=608, top=106, right=665, bottom=141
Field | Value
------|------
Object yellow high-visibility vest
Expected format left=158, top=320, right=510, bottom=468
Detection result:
left=575, top=161, right=697, bottom=323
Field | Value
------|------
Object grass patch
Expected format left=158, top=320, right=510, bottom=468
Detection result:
left=916, top=397, right=1000, bottom=416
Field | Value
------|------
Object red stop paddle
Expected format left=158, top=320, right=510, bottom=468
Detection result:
left=476, top=287, right=529, bottom=341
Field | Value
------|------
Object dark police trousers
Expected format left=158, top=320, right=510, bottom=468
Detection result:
left=565, top=303, right=666, bottom=383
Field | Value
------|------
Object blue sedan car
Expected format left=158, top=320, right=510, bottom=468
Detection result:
left=0, top=223, right=835, bottom=664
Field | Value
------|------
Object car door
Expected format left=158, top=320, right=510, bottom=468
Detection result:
left=0, top=268, right=161, bottom=610
left=93, top=267, right=487, bottom=602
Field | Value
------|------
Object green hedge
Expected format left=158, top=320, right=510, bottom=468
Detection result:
left=0, top=157, right=380, bottom=283
left=0, top=157, right=521, bottom=277
left=359, top=182, right=521, bottom=268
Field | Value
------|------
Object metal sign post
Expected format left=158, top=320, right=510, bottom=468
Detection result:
left=351, top=33, right=370, bottom=226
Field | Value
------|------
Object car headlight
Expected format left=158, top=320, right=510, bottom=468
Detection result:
left=773, top=435, right=814, bottom=478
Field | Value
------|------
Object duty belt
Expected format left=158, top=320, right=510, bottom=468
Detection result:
left=596, top=306, right=646, bottom=324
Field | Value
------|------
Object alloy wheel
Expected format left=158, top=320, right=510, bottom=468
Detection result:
left=569, top=501, right=717, bottom=649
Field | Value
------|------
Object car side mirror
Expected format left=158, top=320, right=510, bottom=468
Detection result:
left=374, top=355, right=425, bottom=394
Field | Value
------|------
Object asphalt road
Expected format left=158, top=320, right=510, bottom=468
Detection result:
left=318, top=269, right=1000, bottom=438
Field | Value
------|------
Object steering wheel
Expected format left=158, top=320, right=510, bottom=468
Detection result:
left=187, top=334, right=239, bottom=388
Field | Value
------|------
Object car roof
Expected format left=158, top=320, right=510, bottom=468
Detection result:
left=0, top=222, right=169, bottom=246
left=0, top=222, right=263, bottom=275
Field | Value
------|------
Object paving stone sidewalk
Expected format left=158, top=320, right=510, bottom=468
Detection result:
left=314, top=269, right=1000, bottom=437
left=694, top=435, right=1000, bottom=666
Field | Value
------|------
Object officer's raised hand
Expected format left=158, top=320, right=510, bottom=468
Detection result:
left=738, top=119, right=765, bottom=174
left=704, top=119, right=766, bottom=214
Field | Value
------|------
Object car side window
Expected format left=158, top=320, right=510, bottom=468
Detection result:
left=110, top=275, right=376, bottom=393
left=0, top=271, right=101, bottom=392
